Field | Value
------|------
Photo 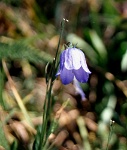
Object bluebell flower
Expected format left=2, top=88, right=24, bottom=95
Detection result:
left=56, top=47, right=91, bottom=85
left=73, top=77, right=86, bottom=101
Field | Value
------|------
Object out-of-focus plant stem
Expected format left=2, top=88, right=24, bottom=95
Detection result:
left=0, top=61, right=5, bottom=109
left=106, top=120, right=115, bottom=150
left=2, top=59, right=35, bottom=130
left=77, top=116, right=92, bottom=150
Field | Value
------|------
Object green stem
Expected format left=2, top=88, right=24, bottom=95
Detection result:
left=106, top=123, right=114, bottom=150
left=38, top=18, right=67, bottom=150
left=54, top=19, right=67, bottom=68
left=0, top=61, right=5, bottom=109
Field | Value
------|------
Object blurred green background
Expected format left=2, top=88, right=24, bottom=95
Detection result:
left=0, top=0, right=127, bottom=150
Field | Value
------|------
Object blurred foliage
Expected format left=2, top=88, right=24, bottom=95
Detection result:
left=0, top=0, right=127, bottom=150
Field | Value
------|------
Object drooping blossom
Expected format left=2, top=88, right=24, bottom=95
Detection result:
left=56, top=46, right=91, bottom=85
left=73, top=77, right=86, bottom=101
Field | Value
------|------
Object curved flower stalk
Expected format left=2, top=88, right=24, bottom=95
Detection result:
left=56, top=46, right=91, bottom=85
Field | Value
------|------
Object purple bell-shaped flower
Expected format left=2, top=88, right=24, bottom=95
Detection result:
left=56, top=46, right=91, bottom=85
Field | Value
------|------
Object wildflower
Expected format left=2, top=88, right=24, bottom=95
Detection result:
left=56, top=46, right=91, bottom=85
left=73, top=77, right=86, bottom=101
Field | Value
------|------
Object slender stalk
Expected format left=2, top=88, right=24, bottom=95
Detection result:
left=106, top=120, right=115, bottom=150
left=39, top=79, right=54, bottom=149
left=2, top=59, right=34, bottom=129
left=77, top=117, right=92, bottom=150
left=0, top=61, right=5, bottom=109
left=38, top=18, right=68, bottom=150
left=54, top=18, right=68, bottom=69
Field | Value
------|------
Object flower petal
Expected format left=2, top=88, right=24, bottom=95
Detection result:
left=64, top=48, right=73, bottom=70
left=64, top=48, right=82, bottom=70
left=60, top=50, right=66, bottom=70
left=73, top=67, right=90, bottom=83
left=70, top=48, right=83, bottom=69
left=56, top=47, right=91, bottom=85
left=73, top=77, right=86, bottom=101
left=79, top=51, right=91, bottom=73
left=60, top=67, right=74, bottom=84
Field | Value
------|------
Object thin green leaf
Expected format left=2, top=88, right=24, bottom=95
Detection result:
left=121, top=49, right=127, bottom=72
left=0, top=124, right=10, bottom=150
left=0, top=42, right=52, bottom=63
left=89, top=30, right=107, bottom=65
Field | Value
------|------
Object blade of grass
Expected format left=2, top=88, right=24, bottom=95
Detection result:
left=106, top=120, right=115, bottom=150
left=2, top=59, right=35, bottom=131
left=0, top=61, right=5, bottom=109
left=0, top=107, right=10, bottom=150
left=77, top=116, right=92, bottom=150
